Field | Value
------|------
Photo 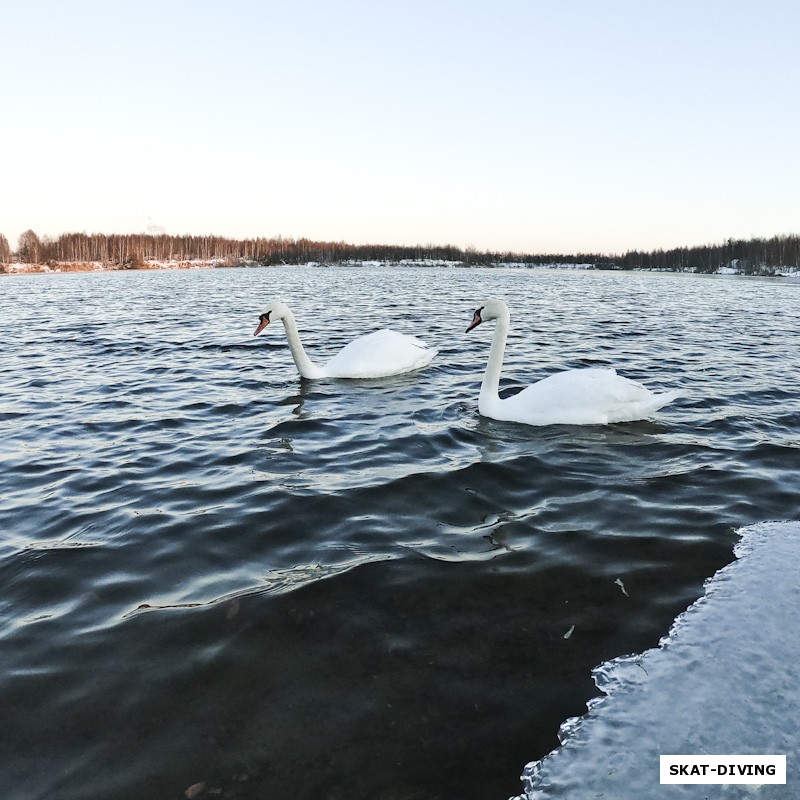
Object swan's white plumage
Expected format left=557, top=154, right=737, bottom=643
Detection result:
left=482, top=368, right=680, bottom=425
left=467, top=298, right=680, bottom=426
left=322, top=329, right=435, bottom=378
left=254, top=302, right=437, bottom=379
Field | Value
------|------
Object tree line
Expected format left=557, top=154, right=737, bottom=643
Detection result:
left=2, top=229, right=799, bottom=274
left=608, top=235, right=800, bottom=274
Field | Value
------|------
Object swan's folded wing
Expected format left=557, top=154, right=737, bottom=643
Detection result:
left=324, top=329, right=437, bottom=378
left=501, top=368, right=679, bottom=425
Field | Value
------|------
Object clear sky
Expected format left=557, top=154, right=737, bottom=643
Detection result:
left=3, top=0, right=799, bottom=255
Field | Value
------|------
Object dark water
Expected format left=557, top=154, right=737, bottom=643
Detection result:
left=1, top=266, right=799, bottom=800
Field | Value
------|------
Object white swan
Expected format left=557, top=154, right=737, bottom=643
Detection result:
left=465, top=298, right=680, bottom=426
left=254, top=301, right=437, bottom=379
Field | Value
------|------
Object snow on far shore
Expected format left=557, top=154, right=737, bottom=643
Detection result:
left=0, top=259, right=222, bottom=274
left=2, top=259, right=799, bottom=277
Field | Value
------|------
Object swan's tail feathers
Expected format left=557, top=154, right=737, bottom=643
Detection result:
left=616, top=388, right=681, bottom=423
left=415, top=347, right=438, bottom=370
left=650, top=388, right=682, bottom=412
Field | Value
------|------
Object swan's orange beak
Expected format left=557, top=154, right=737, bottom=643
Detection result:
left=466, top=310, right=482, bottom=333
left=254, top=318, right=270, bottom=336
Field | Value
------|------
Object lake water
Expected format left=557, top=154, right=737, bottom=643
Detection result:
left=1, top=265, right=799, bottom=800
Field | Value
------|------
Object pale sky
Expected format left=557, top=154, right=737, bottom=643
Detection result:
left=2, top=0, right=799, bottom=255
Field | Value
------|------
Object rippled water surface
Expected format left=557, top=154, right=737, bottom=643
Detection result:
left=2, top=266, right=800, bottom=800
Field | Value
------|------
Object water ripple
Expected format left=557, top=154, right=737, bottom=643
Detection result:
left=1, top=266, right=800, bottom=799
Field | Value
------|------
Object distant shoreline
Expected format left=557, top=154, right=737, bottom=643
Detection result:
left=4, top=231, right=799, bottom=275
left=0, top=260, right=221, bottom=274
left=3, top=259, right=800, bottom=279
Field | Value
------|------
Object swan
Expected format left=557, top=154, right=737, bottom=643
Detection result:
left=253, top=301, right=437, bottom=379
left=465, top=298, right=680, bottom=425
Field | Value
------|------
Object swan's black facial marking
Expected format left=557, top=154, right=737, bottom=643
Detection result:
left=465, top=306, right=484, bottom=333
left=254, top=310, right=272, bottom=336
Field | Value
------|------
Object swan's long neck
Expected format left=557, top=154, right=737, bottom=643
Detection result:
left=280, top=311, right=324, bottom=379
left=479, top=307, right=510, bottom=413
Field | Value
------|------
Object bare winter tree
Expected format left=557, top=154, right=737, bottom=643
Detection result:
left=0, top=234, right=11, bottom=262
left=18, top=230, right=44, bottom=264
